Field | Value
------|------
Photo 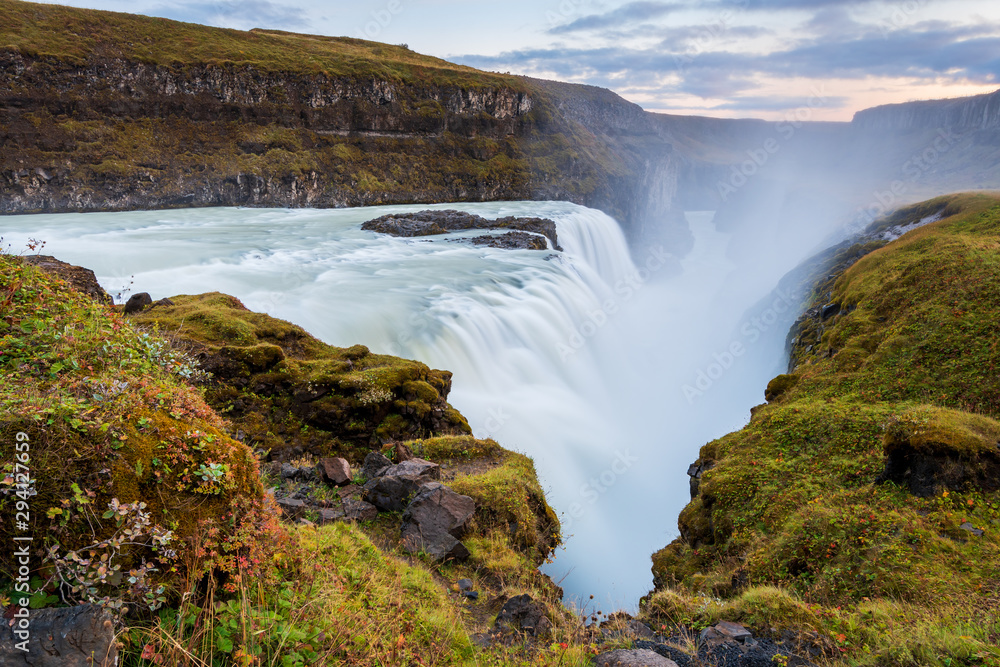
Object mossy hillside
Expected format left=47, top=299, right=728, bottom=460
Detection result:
left=0, top=255, right=279, bottom=602
left=131, top=293, right=471, bottom=462
left=0, top=0, right=522, bottom=88
left=647, top=194, right=1000, bottom=665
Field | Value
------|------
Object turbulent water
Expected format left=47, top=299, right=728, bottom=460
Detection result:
left=0, top=201, right=798, bottom=610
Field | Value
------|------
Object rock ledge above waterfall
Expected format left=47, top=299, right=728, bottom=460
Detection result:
left=362, top=209, right=562, bottom=250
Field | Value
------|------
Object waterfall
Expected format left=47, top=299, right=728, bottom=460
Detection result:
left=1, top=201, right=793, bottom=610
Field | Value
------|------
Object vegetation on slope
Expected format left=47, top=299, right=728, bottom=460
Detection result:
left=0, top=250, right=633, bottom=666
left=645, top=194, right=1000, bottom=665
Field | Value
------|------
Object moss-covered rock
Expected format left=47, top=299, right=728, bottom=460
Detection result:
left=0, top=256, right=280, bottom=608
left=131, top=292, right=471, bottom=462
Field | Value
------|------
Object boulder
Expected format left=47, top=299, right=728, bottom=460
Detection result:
left=361, top=451, right=393, bottom=480
left=21, top=255, right=113, bottom=306
left=715, top=620, right=752, bottom=643
left=394, top=442, right=415, bottom=462
left=592, top=649, right=678, bottom=667
left=123, top=292, right=153, bottom=314
left=494, top=594, right=551, bottom=638
left=363, top=458, right=441, bottom=512
left=317, top=457, right=352, bottom=486
left=0, top=603, right=118, bottom=666
left=401, top=482, right=475, bottom=560
left=342, top=498, right=378, bottom=522
left=276, top=497, right=306, bottom=519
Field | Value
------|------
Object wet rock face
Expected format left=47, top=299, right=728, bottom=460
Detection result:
left=0, top=604, right=118, bottom=667
left=877, top=444, right=1000, bottom=497
left=20, top=255, right=113, bottom=305
left=361, top=209, right=561, bottom=250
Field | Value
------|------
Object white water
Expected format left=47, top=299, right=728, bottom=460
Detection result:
left=0, top=201, right=794, bottom=610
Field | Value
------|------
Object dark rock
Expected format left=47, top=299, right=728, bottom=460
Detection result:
left=21, top=255, right=113, bottom=306
left=960, top=522, right=985, bottom=537
left=394, top=442, right=415, bottom=462
left=317, top=508, right=342, bottom=524
left=592, top=649, right=678, bottom=666
left=361, top=451, right=393, bottom=480
left=457, top=578, right=474, bottom=592
left=494, top=594, right=551, bottom=638
left=463, top=590, right=480, bottom=601
left=280, top=463, right=299, bottom=480
left=821, top=302, right=840, bottom=320
left=317, top=457, right=352, bottom=486
left=455, top=231, right=550, bottom=250
left=149, top=297, right=175, bottom=310
left=401, top=482, right=475, bottom=561
left=276, top=497, right=306, bottom=519
left=364, top=458, right=441, bottom=512
left=715, top=621, right=752, bottom=643
left=699, top=626, right=726, bottom=647
left=0, top=603, right=118, bottom=666
left=686, top=459, right=715, bottom=500
left=342, top=498, right=378, bottom=522
left=362, top=209, right=561, bottom=250
left=337, top=484, right=361, bottom=498
left=124, top=292, right=153, bottom=314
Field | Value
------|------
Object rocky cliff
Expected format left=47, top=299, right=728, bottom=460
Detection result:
left=853, top=88, right=1000, bottom=131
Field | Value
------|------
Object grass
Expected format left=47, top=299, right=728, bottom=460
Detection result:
left=0, top=0, right=523, bottom=89
left=646, top=193, right=1000, bottom=666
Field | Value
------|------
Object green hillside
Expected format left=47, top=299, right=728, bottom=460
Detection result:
left=645, top=193, right=1000, bottom=665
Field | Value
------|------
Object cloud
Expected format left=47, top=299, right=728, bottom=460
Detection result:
left=549, top=1, right=682, bottom=34
left=460, top=20, right=1000, bottom=89
left=709, top=94, right=850, bottom=111
left=151, top=0, right=308, bottom=30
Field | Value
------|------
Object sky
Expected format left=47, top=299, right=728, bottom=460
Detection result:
left=28, top=0, right=1000, bottom=120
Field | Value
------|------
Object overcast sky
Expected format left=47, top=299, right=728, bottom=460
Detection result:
left=29, top=0, right=1000, bottom=120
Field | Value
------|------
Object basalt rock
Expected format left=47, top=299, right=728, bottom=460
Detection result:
left=363, top=458, right=441, bottom=511
left=401, top=482, right=475, bottom=561
left=0, top=603, right=118, bottom=667
left=124, top=292, right=153, bottom=314
left=21, top=255, right=113, bottom=305
left=362, top=209, right=562, bottom=250
left=494, top=594, right=551, bottom=639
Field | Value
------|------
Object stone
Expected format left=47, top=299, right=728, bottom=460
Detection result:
left=592, top=649, right=678, bottom=666
left=699, top=626, right=726, bottom=647
left=364, top=458, right=441, bottom=512
left=276, top=497, right=306, bottom=519
left=715, top=620, right=752, bottom=643
left=361, top=451, right=393, bottom=480
left=494, top=594, right=552, bottom=638
left=395, top=442, right=415, bottom=462
left=821, top=302, right=840, bottom=320
left=149, top=297, right=175, bottom=310
left=317, top=457, right=352, bottom=486
left=0, top=603, right=118, bottom=666
left=342, top=498, right=378, bottom=522
left=21, top=255, right=113, bottom=306
left=457, top=578, right=474, bottom=592
left=124, top=292, right=153, bottom=314
left=960, top=522, right=985, bottom=537
left=463, top=590, right=479, bottom=601
left=361, top=209, right=562, bottom=250
left=401, top=482, right=475, bottom=561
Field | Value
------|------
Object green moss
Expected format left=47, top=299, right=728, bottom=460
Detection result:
left=648, top=194, right=1000, bottom=665
left=133, top=293, right=470, bottom=460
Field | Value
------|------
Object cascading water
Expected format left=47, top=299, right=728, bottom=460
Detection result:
left=0, top=201, right=795, bottom=610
